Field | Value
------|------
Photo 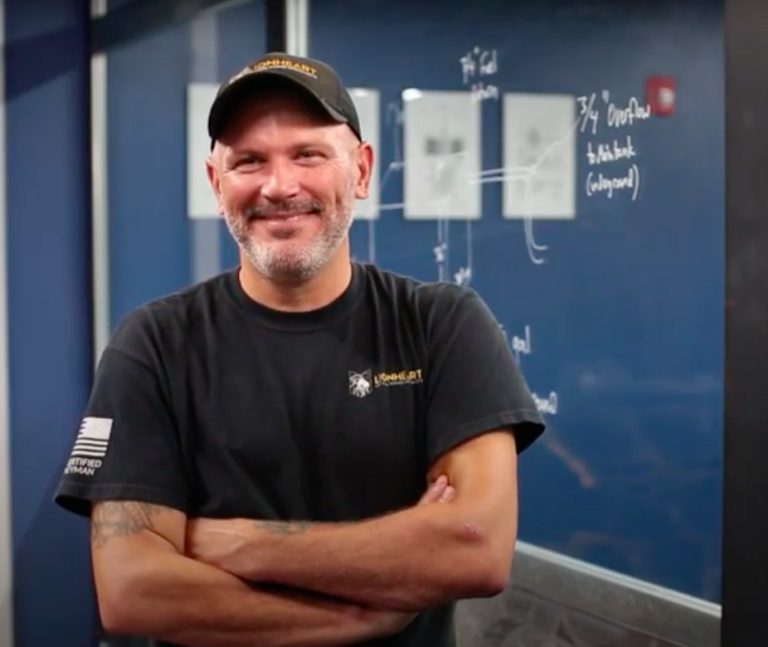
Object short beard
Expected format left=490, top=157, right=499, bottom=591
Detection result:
left=224, top=187, right=355, bottom=282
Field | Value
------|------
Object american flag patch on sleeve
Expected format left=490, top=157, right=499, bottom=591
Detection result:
left=70, top=417, right=113, bottom=459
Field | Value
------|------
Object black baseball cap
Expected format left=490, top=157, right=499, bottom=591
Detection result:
left=207, top=52, right=362, bottom=145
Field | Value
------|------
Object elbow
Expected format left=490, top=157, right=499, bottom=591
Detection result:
left=454, top=522, right=514, bottom=598
left=480, top=555, right=511, bottom=597
left=97, top=581, right=136, bottom=635
left=99, top=604, right=132, bottom=637
left=465, top=548, right=511, bottom=598
left=96, top=571, right=164, bottom=637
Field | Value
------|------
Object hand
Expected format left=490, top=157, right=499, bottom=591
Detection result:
left=418, top=474, right=456, bottom=505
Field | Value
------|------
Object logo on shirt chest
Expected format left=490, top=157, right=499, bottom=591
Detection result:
left=348, top=370, right=373, bottom=398
left=348, top=368, right=424, bottom=398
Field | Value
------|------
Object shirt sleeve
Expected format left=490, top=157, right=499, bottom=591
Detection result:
left=424, top=287, right=545, bottom=464
left=54, top=311, right=190, bottom=517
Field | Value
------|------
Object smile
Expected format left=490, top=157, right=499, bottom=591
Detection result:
left=250, top=212, right=313, bottom=222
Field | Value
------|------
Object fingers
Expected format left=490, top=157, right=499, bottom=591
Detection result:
left=418, top=475, right=448, bottom=505
left=418, top=475, right=456, bottom=505
left=438, top=485, right=456, bottom=503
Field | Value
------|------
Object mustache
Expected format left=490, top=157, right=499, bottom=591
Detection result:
left=244, top=200, right=324, bottom=219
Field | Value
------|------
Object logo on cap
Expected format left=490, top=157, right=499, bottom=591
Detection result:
left=227, top=58, right=319, bottom=87
left=253, top=58, right=318, bottom=78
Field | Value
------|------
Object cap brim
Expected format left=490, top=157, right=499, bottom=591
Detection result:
left=207, top=70, right=350, bottom=142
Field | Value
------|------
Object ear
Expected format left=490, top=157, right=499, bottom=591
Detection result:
left=354, top=142, right=374, bottom=200
left=205, top=151, right=226, bottom=215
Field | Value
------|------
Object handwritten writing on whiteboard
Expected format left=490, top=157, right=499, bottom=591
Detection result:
left=607, top=98, right=651, bottom=128
left=499, top=323, right=559, bottom=416
left=586, top=164, right=640, bottom=200
left=532, top=391, right=559, bottom=415
left=576, top=90, right=652, bottom=202
left=576, top=91, right=651, bottom=135
left=511, top=325, right=532, bottom=362
left=433, top=242, right=447, bottom=264
left=453, top=266, right=472, bottom=286
left=586, top=135, right=637, bottom=166
left=459, top=46, right=499, bottom=102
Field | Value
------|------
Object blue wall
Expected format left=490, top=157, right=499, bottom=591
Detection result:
left=5, top=0, right=96, bottom=644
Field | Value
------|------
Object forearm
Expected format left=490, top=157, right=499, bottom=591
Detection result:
left=187, top=433, right=519, bottom=612
left=95, top=537, right=401, bottom=647
left=214, top=503, right=511, bottom=611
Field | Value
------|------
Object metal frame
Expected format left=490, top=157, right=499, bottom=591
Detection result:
left=286, top=0, right=308, bottom=56
left=0, top=3, right=14, bottom=646
left=722, top=0, right=768, bottom=644
left=91, top=0, right=110, bottom=361
left=511, top=541, right=720, bottom=646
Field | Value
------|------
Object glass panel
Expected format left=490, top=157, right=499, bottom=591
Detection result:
left=99, top=0, right=267, bottom=327
left=310, top=0, right=724, bottom=602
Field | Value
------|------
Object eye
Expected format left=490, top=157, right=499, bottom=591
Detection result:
left=232, top=154, right=262, bottom=169
left=297, top=149, right=324, bottom=161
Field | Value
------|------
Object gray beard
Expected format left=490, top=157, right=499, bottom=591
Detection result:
left=225, top=203, right=354, bottom=282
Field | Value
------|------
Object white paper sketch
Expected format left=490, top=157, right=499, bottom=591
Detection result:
left=403, top=90, right=481, bottom=219
left=187, top=83, right=219, bottom=219
left=349, top=88, right=380, bottom=220
left=503, top=93, right=576, bottom=219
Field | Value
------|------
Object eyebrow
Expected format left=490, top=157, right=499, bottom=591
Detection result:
left=226, top=139, right=339, bottom=158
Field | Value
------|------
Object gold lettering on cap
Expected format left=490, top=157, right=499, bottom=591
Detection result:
left=252, top=58, right=318, bottom=78
left=224, top=59, right=319, bottom=88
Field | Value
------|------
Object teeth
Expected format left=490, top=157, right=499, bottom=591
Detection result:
left=250, top=213, right=309, bottom=221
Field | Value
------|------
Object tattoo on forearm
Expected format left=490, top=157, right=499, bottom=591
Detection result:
left=252, top=520, right=312, bottom=535
left=91, top=501, right=165, bottom=548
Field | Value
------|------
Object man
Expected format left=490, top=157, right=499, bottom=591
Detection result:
left=55, top=53, right=545, bottom=646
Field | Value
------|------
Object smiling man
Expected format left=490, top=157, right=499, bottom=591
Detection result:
left=210, top=77, right=366, bottom=290
left=55, top=53, right=545, bottom=647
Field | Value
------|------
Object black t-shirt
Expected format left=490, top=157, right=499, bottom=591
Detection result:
left=55, top=262, right=544, bottom=646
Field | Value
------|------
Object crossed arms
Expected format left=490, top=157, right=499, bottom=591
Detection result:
left=91, top=430, right=519, bottom=646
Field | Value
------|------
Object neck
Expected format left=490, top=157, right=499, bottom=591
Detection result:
left=237, top=243, right=353, bottom=312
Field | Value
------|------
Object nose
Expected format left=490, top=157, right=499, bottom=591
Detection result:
left=261, top=159, right=300, bottom=202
